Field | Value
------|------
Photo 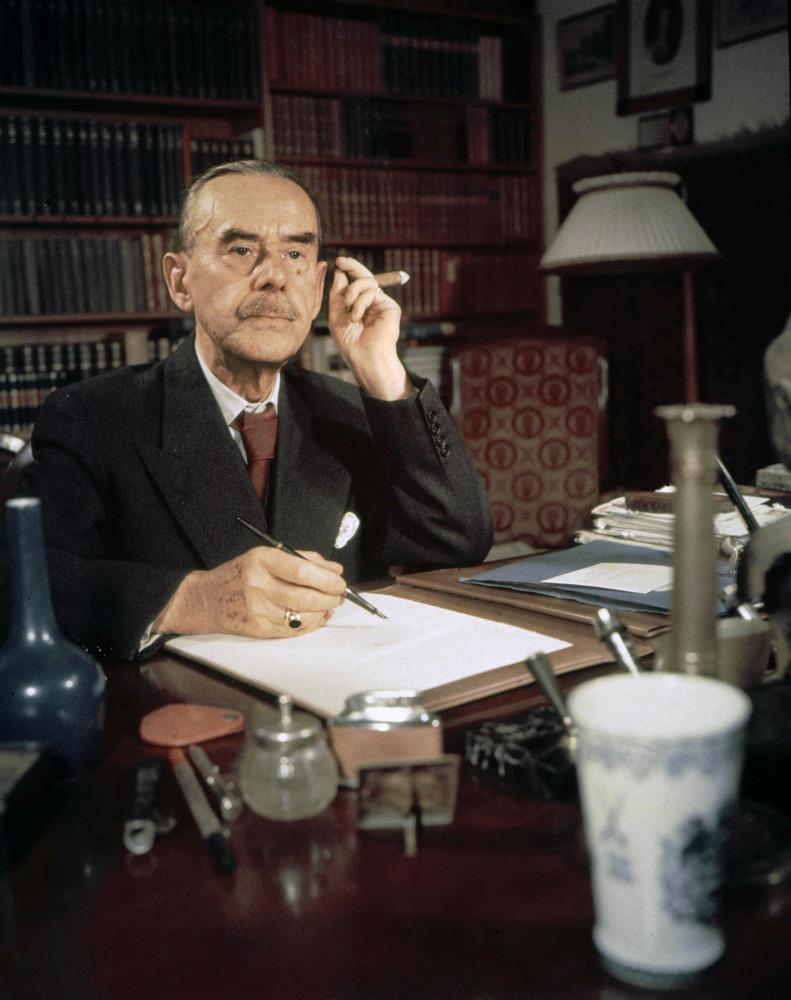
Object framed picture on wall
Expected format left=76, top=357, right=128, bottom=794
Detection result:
left=616, top=0, right=712, bottom=115
left=557, top=5, right=616, bottom=91
left=715, top=0, right=787, bottom=47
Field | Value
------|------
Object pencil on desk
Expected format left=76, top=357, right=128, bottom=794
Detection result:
left=235, top=516, right=389, bottom=620
left=169, top=748, right=236, bottom=874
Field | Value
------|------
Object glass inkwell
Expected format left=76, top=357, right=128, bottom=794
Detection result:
left=239, top=694, right=338, bottom=821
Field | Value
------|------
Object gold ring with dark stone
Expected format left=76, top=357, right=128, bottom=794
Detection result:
left=284, top=609, right=302, bottom=630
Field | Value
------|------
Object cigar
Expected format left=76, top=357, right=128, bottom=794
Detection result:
left=374, top=270, right=410, bottom=287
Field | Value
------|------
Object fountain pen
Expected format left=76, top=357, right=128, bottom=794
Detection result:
left=235, top=516, right=388, bottom=620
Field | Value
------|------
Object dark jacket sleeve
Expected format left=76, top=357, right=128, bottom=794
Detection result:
left=1, top=386, right=186, bottom=662
left=355, top=375, right=493, bottom=573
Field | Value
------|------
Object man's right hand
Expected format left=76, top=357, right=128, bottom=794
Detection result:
left=152, top=547, right=347, bottom=639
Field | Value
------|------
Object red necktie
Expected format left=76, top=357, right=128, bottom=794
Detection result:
left=234, top=404, right=278, bottom=502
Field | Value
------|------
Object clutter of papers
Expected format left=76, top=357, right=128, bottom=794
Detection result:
left=574, top=488, right=791, bottom=553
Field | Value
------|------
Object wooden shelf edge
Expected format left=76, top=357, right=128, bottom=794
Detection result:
left=0, top=216, right=177, bottom=227
left=269, top=84, right=535, bottom=110
left=0, top=86, right=261, bottom=113
left=275, top=155, right=537, bottom=174
left=270, top=0, right=538, bottom=29
left=0, top=314, right=182, bottom=327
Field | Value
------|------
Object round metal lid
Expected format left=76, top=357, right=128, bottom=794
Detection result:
left=253, top=694, right=322, bottom=748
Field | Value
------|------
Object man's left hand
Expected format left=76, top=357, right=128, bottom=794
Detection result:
left=327, top=256, right=412, bottom=400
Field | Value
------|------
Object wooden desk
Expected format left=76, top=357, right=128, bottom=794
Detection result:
left=2, top=618, right=791, bottom=998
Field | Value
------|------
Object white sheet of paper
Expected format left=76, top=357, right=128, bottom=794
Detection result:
left=544, top=562, right=673, bottom=594
left=165, top=593, right=571, bottom=718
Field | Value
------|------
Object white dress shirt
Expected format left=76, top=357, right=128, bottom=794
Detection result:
left=194, top=340, right=281, bottom=455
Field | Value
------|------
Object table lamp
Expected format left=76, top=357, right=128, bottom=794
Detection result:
left=540, top=171, right=719, bottom=402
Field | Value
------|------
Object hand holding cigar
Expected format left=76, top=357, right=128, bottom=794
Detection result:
left=328, top=255, right=412, bottom=401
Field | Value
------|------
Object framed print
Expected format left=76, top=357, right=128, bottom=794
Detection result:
left=716, top=0, right=788, bottom=47
left=617, top=0, right=712, bottom=115
left=557, top=5, right=616, bottom=91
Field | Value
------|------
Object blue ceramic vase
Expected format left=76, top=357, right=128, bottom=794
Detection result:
left=0, top=497, right=106, bottom=778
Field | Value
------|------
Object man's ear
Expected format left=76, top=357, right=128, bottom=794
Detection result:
left=311, top=259, right=328, bottom=320
left=163, top=252, right=194, bottom=313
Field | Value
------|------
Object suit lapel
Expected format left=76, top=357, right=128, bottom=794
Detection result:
left=134, top=338, right=269, bottom=567
left=268, top=370, right=353, bottom=557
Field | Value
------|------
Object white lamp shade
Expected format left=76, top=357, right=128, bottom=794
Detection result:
left=540, top=172, right=719, bottom=274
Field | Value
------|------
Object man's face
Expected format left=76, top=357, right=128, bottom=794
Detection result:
left=175, top=173, right=327, bottom=371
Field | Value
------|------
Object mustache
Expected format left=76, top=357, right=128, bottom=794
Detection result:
left=236, top=297, right=298, bottom=321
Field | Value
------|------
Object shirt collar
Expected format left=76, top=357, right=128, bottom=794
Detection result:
left=194, top=339, right=280, bottom=427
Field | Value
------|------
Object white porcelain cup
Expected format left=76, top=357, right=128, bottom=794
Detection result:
left=568, top=674, right=751, bottom=989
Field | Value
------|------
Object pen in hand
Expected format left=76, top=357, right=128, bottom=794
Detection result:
left=235, top=515, right=388, bottom=620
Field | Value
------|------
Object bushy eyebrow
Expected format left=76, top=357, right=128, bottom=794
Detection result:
left=217, top=228, right=317, bottom=246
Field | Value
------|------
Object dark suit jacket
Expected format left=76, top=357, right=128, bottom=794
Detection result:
left=2, top=337, right=492, bottom=660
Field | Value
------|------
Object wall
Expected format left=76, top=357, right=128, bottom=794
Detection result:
left=537, top=0, right=790, bottom=323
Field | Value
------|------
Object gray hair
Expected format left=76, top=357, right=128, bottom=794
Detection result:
left=171, top=159, right=324, bottom=252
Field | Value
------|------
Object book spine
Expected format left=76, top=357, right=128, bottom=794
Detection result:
left=87, top=118, right=102, bottom=215
left=34, top=116, right=51, bottom=216
left=18, top=115, right=37, bottom=216
left=50, top=117, right=66, bottom=215
left=111, top=122, right=129, bottom=216
left=76, top=118, right=91, bottom=214
left=127, top=122, right=144, bottom=216
left=5, top=116, right=23, bottom=216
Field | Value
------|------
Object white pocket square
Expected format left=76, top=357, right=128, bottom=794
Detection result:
left=334, top=511, right=360, bottom=549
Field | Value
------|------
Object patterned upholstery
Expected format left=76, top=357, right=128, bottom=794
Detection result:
left=451, top=337, right=604, bottom=548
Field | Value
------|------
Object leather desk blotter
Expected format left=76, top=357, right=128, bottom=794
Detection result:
left=380, top=579, right=656, bottom=716
left=394, top=560, right=669, bottom=641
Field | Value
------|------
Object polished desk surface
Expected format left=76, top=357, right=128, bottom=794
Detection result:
left=3, top=637, right=791, bottom=998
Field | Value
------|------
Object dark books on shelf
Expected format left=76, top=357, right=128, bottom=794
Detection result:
left=0, top=233, right=174, bottom=317
left=318, top=245, right=539, bottom=321
left=298, top=165, right=538, bottom=246
left=267, top=9, right=382, bottom=95
left=0, top=319, right=190, bottom=435
left=189, top=137, right=256, bottom=179
left=270, top=93, right=531, bottom=167
left=380, top=13, right=480, bottom=99
left=0, top=0, right=260, bottom=101
left=0, top=114, right=183, bottom=219
left=266, top=8, right=517, bottom=103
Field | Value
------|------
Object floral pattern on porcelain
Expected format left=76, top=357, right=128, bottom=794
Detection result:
left=578, top=731, right=744, bottom=780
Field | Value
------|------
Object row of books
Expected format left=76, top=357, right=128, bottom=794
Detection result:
left=266, top=10, right=383, bottom=96
left=0, top=234, right=173, bottom=317
left=324, top=247, right=538, bottom=318
left=381, top=14, right=484, bottom=100
left=271, top=95, right=531, bottom=166
left=1, top=0, right=260, bottom=101
left=0, top=322, right=189, bottom=434
left=189, top=137, right=256, bottom=180
left=266, top=9, right=511, bottom=101
left=0, top=114, right=184, bottom=219
left=300, top=165, right=539, bottom=245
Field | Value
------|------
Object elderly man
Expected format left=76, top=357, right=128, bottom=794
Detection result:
left=3, top=161, right=492, bottom=659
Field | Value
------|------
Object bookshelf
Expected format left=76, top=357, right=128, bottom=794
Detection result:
left=0, top=0, right=262, bottom=435
left=0, top=0, right=543, bottom=432
left=265, top=1, right=543, bottom=396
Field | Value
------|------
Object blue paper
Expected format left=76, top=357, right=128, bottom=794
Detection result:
left=462, top=541, right=734, bottom=616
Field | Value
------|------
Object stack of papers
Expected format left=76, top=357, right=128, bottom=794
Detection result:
left=575, top=488, right=791, bottom=552
left=462, top=540, right=736, bottom=616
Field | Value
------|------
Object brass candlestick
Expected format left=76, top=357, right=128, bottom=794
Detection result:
left=656, top=404, right=735, bottom=676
